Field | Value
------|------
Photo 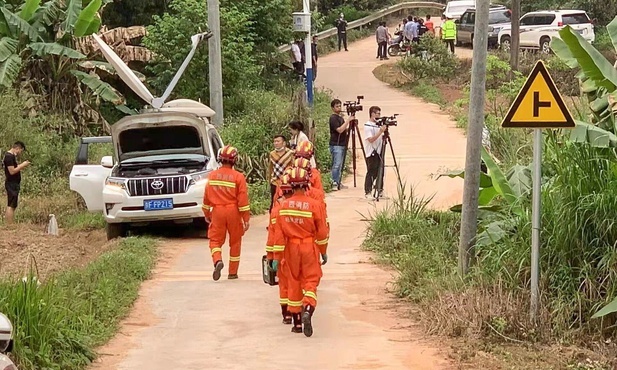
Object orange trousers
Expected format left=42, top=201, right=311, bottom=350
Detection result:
left=277, top=266, right=288, bottom=307
left=208, top=204, right=244, bottom=275
left=281, top=239, right=323, bottom=313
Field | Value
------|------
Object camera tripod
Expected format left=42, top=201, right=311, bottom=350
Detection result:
left=372, top=126, right=403, bottom=201
left=346, top=116, right=367, bottom=187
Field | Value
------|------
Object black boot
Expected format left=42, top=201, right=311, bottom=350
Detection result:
left=212, top=260, right=224, bottom=281
left=302, top=305, right=315, bottom=337
left=291, top=313, right=302, bottom=333
left=281, top=304, right=292, bottom=324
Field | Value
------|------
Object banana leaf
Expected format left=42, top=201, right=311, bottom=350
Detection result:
left=61, top=0, right=81, bottom=33
left=29, top=42, right=85, bottom=59
left=71, top=69, right=124, bottom=104
left=0, top=7, right=41, bottom=41
left=569, top=120, right=617, bottom=147
left=19, top=0, right=41, bottom=21
left=608, top=16, right=617, bottom=54
left=0, top=37, right=17, bottom=62
left=481, top=146, right=518, bottom=207
left=73, top=0, right=101, bottom=37
left=591, top=296, right=617, bottom=319
left=0, top=53, right=21, bottom=87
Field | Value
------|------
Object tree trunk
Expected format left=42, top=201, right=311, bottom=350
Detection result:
left=510, top=0, right=520, bottom=72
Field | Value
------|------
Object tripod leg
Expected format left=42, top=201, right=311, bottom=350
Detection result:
left=373, top=138, right=388, bottom=201
left=387, top=137, right=403, bottom=190
left=351, top=128, right=357, bottom=188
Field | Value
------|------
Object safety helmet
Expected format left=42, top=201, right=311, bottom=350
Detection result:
left=280, top=173, right=293, bottom=193
left=218, top=145, right=238, bottom=164
left=293, top=157, right=311, bottom=171
left=295, top=141, right=314, bottom=159
left=287, top=167, right=310, bottom=187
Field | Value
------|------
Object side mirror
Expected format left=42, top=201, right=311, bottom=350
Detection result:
left=454, top=19, right=460, bottom=24
left=0, top=313, right=13, bottom=353
left=101, top=156, right=114, bottom=168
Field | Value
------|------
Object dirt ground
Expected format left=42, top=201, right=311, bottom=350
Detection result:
left=0, top=224, right=112, bottom=280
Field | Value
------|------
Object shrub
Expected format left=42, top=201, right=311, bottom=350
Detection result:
left=397, top=35, right=460, bottom=83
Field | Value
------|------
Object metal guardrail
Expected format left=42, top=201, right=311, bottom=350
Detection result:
left=278, top=1, right=446, bottom=52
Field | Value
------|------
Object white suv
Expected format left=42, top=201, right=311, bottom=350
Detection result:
left=69, top=108, right=224, bottom=240
left=498, top=10, right=595, bottom=53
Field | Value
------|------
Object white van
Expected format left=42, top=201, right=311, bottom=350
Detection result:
left=444, top=0, right=475, bottom=20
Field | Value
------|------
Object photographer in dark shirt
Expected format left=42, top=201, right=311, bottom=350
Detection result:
left=3, top=141, right=29, bottom=224
left=329, top=99, right=353, bottom=190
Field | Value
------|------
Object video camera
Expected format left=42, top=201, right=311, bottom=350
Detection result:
left=376, top=114, right=399, bottom=127
left=344, top=95, right=364, bottom=115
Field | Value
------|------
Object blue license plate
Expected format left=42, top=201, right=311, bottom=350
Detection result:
left=144, top=198, right=173, bottom=211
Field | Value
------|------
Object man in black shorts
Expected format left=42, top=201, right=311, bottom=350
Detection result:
left=3, top=141, right=29, bottom=224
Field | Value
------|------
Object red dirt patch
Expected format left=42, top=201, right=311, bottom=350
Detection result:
left=0, top=224, right=113, bottom=280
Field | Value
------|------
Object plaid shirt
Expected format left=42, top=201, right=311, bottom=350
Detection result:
left=268, top=148, right=294, bottom=185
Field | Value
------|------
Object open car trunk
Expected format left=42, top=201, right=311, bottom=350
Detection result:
left=111, top=112, right=209, bottom=162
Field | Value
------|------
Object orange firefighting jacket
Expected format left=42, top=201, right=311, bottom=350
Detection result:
left=202, top=166, right=250, bottom=223
left=273, top=192, right=329, bottom=258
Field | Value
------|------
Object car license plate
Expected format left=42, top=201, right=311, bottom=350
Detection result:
left=144, top=198, right=173, bottom=211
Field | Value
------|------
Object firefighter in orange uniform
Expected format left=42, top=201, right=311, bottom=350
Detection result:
left=202, top=145, right=251, bottom=281
left=266, top=170, right=294, bottom=324
left=273, top=167, right=329, bottom=337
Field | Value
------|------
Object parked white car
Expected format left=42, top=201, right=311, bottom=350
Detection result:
left=444, top=0, right=475, bottom=20
left=498, top=10, right=595, bottom=53
left=69, top=32, right=225, bottom=240
left=0, top=313, right=16, bottom=370
left=70, top=110, right=224, bottom=240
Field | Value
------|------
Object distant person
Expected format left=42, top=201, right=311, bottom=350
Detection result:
left=289, top=120, right=317, bottom=168
left=311, top=35, right=318, bottom=81
left=267, top=135, right=294, bottom=212
left=336, top=13, right=348, bottom=51
left=290, top=40, right=303, bottom=77
left=329, top=99, right=353, bottom=190
left=425, top=14, right=434, bottom=35
left=418, top=18, right=428, bottom=38
left=375, top=21, right=389, bottom=60
left=441, top=14, right=457, bottom=53
left=3, top=141, right=29, bottom=224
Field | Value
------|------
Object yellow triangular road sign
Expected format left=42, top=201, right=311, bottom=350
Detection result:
left=502, top=60, right=575, bottom=128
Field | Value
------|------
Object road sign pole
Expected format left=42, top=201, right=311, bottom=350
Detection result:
left=530, top=128, right=542, bottom=322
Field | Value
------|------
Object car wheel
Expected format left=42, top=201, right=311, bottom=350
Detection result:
left=500, top=35, right=511, bottom=51
left=106, top=222, right=127, bottom=240
left=540, top=36, right=551, bottom=54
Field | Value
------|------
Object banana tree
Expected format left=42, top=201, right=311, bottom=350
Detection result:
left=550, top=18, right=617, bottom=145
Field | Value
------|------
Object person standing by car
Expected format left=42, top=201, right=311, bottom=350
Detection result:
left=202, top=145, right=251, bottom=281
left=442, top=14, right=457, bottom=53
left=329, top=99, right=353, bottom=190
left=3, top=141, right=29, bottom=224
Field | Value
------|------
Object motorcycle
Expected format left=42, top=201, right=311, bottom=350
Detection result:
left=387, top=31, right=412, bottom=57
left=0, top=313, right=17, bottom=370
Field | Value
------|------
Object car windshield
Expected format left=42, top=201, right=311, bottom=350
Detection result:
left=489, top=10, right=511, bottom=24
left=121, top=154, right=208, bottom=165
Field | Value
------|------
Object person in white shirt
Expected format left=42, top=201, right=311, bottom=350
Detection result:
left=290, top=40, right=303, bottom=76
left=363, top=106, right=387, bottom=197
left=288, top=120, right=317, bottom=168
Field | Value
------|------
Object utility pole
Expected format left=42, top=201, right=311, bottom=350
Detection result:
left=510, top=0, right=520, bottom=71
left=208, top=0, right=224, bottom=126
left=303, top=0, right=313, bottom=105
left=458, top=0, right=491, bottom=276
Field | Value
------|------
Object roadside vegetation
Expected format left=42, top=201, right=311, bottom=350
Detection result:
left=368, top=15, right=617, bottom=370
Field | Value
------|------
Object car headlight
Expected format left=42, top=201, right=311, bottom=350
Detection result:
left=190, top=171, right=209, bottom=185
left=105, top=177, right=127, bottom=189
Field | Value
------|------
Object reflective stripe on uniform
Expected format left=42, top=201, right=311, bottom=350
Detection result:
left=272, top=244, right=285, bottom=252
left=202, top=204, right=212, bottom=211
left=209, top=180, right=236, bottom=188
left=238, top=205, right=250, bottom=212
left=316, top=238, right=328, bottom=245
left=265, top=245, right=274, bottom=252
left=304, top=291, right=317, bottom=301
left=279, top=210, right=312, bottom=218
left=280, top=298, right=289, bottom=305
left=270, top=218, right=276, bottom=224
left=211, top=247, right=222, bottom=255
left=287, top=299, right=303, bottom=307
left=229, top=256, right=241, bottom=262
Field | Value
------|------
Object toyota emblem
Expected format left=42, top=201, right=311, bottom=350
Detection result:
left=151, top=180, right=164, bottom=190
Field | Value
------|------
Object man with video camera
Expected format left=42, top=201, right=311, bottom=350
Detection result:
left=328, top=99, right=355, bottom=190
left=363, top=106, right=386, bottom=198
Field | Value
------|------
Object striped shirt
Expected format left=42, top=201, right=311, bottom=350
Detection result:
left=268, top=148, right=294, bottom=185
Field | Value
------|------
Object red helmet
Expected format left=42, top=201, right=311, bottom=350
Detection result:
left=287, top=167, right=309, bottom=187
left=280, top=173, right=293, bottom=193
left=295, top=141, right=314, bottom=159
left=293, top=157, right=311, bottom=171
left=218, top=145, right=238, bottom=164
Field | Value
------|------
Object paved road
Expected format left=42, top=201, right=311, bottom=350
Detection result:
left=89, top=35, right=466, bottom=370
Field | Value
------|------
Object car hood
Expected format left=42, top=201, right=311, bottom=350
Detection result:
left=111, top=112, right=209, bottom=162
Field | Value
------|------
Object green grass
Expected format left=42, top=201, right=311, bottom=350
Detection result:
left=407, top=81, right=447, bottom=107
left=0, top=237, right=159, bottom=369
